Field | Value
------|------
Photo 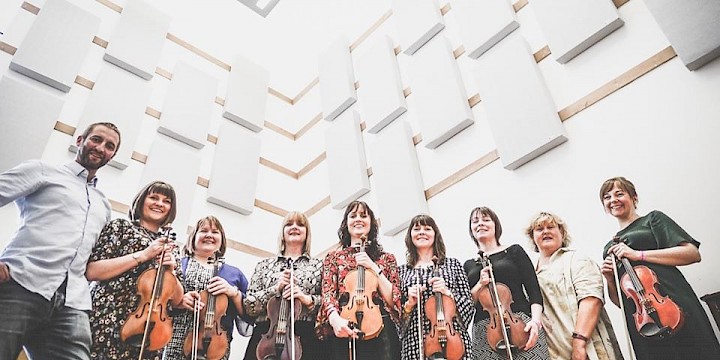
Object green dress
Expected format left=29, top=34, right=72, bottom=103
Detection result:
left=602, top=211, right=720, bottom=360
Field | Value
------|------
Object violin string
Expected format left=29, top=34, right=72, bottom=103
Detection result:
left=290, top=258, right=296, bottom=359
left=610, top=253, right=638, bottom=360
left=487, top=255, right=514, bottom=360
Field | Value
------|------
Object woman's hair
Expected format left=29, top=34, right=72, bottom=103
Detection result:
left=525, top=212, right=572, bottom=252
left=337, top=200, right=383, bottom=260
left=468, top=206, right=502, bottom=247
left=129, top=181, right=176, bottom=227
left=183, top=216, right=227, bottom=257
left=599, top=176, right=638, bottom=208
left=277, top=211, right=312, bottom=255
left=404, top=214, right=447, bottom=267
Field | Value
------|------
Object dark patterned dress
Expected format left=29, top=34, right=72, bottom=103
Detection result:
left=162, top=259, right=219, bottom=360
left=317, top=245, right=402, bottom=360
left=399, top=257, right=474, bottom=360
left=602, top=211, right=720, bottom=360
left=89, top=218, right=182, bottom=360
left=243, top=255, right=324, bottom=360
left=464, top=244, right=549, bottom=360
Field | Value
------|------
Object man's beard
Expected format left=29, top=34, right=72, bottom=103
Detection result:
left=77, top=147, right=109, bottom=170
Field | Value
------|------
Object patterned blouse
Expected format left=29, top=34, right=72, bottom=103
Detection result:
left=317, top=246, right=402, bottom=338
left=89, top=218, right=183, bottom=360
left=244, top=255, right=323, bottom=323
left=398, top=258, right=474, bottom=360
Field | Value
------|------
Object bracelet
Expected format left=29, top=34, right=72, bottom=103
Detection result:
left=402, top=303, right=413, bottom=314
left=640, top=251, right=645, bottom=261
left=572, top=332, right=589, bottom=342
left=131, top=252, right=143, bottom=266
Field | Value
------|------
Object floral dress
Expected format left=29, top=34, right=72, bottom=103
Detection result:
left=89, top=218, right=182, bottom=360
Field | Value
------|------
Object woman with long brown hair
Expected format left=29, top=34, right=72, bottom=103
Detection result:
left=398, top=214, right=473, bottom=360
left=316, top=200, right=402, bottom=360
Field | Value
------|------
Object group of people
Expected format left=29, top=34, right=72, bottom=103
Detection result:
left=0, top=121, right=719, bottom=360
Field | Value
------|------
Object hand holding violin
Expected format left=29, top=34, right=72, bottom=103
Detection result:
left=405, top=284, right=426, bottom=309
left=429, top=277, right=451, bottom=297
left=354, top=252, right=381, bottom=274
left=207, top=276, right=239, bottom=298
left=180, top=291, right=204, bottom=311
left=329, top=311, right=360, bottom=339
left=522, top=319, right=541, bottom=350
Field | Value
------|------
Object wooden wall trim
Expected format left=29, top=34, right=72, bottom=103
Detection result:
left=227, top=239, right=275, bottom=258
left=259, top=157, right=298, bottom=179
left=425, top=150, right=499, bottom=199
left=559, top=46, right=676, bottom=121
left=21, top=1, right=40, bottom=15
left=264, top=121, right=296, bottom=141
left=305, top=196, right=331, bottom=217
left=255, top=199, right=289, bottom=217
left=350, top=9, right=393, bottom=52
left=293, top=113, right=323, bottom=140
left=513, top=0, right=528, bottom=12
left=54, top=121, right=75, bottom=136
left=296, top=152, right=327, bottom=179
left=0, top=41, right=17, bottom=55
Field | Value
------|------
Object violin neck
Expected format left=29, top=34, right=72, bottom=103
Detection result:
left=620, top=257, right=646, bottom=295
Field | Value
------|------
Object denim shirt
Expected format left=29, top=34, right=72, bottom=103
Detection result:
left=0, top=160, right=111, bottom=310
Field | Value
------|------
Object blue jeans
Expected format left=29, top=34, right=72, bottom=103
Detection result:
left=0, top=279, right=91, bottom=360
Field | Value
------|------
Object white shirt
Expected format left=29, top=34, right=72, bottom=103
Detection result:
left=0, top=160, right=111, bottom=310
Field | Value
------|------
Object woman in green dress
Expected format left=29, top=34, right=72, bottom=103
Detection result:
left=599, top=176, right=720, bottom=360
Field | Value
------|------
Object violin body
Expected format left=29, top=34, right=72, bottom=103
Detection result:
left=424, top=292, right=465, bottom=360
left=257, top=294, right=303, bottom=360
left=121, top=265, right=183, bottom=351
left=619, top=264, right=685, bottom=339
left=182, top=289, right=229, bottom=360
left=340, top=268, right=384, bottom=340
left=477, top=282, right=528, bottom=354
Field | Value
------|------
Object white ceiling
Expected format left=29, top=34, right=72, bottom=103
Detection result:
left=150, top=0, right=391, bottom=97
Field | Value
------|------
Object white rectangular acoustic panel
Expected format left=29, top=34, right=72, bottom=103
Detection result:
left=391, top=0, right=445, bottom=55
left=473, top=33, right=567, bottom=170
left=157, top=62, right=218, bottom=149
left=451, top=0, right=519, bottom=59
left=207, top=123, right=261, bottom=215
left=370, top=121, right=428, bottom=236
left=319, top=37, right=357, bottom=121
left=531, top=0, right=623, bottom=64
left=103, top=0, right=170, bottom=80
left=140, top=134, right=201, bottom=230
left=409, top=36, right=474, bottom=149
left=0, top=76, right=64, bottom=173
left=325, top=111, right=370, bottom=210
left=9, top=0, right=100, bottom=92
left=356, top=36, right=407, bottom=134
left=223, top=56, right=269, bottom=132
left=70, top=65, right=151, bottom=170
left=644, top=0, right=720, bottom=70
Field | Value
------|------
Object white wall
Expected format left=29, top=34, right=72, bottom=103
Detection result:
left=1, top=0, right=719, bottom=358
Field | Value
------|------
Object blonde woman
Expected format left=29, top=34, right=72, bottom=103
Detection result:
left=527, top=212, right=623, bottom=360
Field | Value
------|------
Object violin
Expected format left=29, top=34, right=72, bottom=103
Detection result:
left=256, top=260, right=302, bottom=360
left=339, top=235, right=384, bottom=340
left=121, top=226, right=184, bottom=358
left=612, top=236, right=685, bottom=339
left=424, top=256, right=465, bottom=360
left=183, top=252, right=229, bottom=360
left=476, top=254, right=528, bottom=359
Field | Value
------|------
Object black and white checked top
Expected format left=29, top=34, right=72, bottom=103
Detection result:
left=398, top=257, right=474, bottom=360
